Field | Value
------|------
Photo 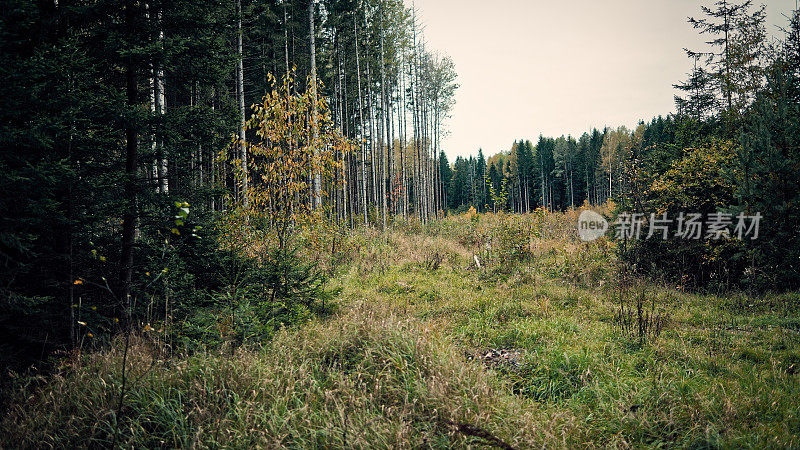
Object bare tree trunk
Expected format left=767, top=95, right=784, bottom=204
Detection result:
left=434, top=106, right=441, bottom=214
left=389, top=76, right=396, bottom=216
left=400, top=56, right=408, bottom=219
left=120, top=0, right=139, bottom=317
left=148, top=2, right=168, bottom=194
left=193, top=81, right=202, bottom=191
left=309, top=0, right=321, bottom=210
left=336, top=32, right=349, bottom=226
left=423, top=89, right=431, bottom=221
left=413, top=58, right=422, bottom=220
left=355, top=14, right=367, bottom=226
left=237, top=0, right=247, bottom=206
left=332, top=31, right=342, bottom=221
left=210, top=87, right=217, bottom=211
left=366, top=43, right=377, bottom=216
left=410, top=62, right=419, bottom=221
left=283, top=3, right=289, bottom=77
left=434, top=115, right=440, bottom=215
left=539, top=150, right=545, bottom=210
left=379, top=23, right=387, bottom=230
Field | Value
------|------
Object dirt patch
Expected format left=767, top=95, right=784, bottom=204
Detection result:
left=467, top=348, right=524, bottom=370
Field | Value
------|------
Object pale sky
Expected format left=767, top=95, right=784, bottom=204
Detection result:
left=406, top=0, right=798, bottom=159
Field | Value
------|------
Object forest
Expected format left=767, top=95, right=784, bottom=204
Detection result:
left=1, top=0, right=799, bottom=447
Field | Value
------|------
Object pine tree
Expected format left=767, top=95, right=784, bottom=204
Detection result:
left=684, top=0, right=767, bottom=132
left=438, top=151, right=452, bottom=209
left=736, top=43, right=800, bottom=288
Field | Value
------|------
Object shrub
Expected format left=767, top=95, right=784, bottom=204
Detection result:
left=178, top=246, right=338, bottom=349
left=616, top=140, right=746, bottom=290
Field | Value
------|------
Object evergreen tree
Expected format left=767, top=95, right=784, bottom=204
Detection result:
left=475, top=149, right=487, bottom=211
left=736, top=53, right=800, bottom=289
left=486, top=162, right=501, bottom=210
left=438, top=150, right=452, bottom=209
left=516, top=140, right=535, bottom=212
left=683, top=0, right=767, bottom=132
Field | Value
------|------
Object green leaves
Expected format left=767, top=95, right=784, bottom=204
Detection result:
left=175, top=201, right=190, bottom=220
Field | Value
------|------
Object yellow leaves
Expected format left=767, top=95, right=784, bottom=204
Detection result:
left=647, top=140, right=738, bottom=210
left=223, top=71, right=355, bottom=229
left=73, top=279, right=83, bottom=285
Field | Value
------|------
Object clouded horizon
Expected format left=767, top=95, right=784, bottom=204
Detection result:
left=406, top=0, right=798, bottom=159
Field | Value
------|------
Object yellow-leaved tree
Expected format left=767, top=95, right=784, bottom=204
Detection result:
left=223, top=70, right=355, bottom=251
left=211, top=71, right=351, bottom=341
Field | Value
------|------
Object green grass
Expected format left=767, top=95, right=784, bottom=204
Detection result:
left=3, top=210, right=800, bottom=448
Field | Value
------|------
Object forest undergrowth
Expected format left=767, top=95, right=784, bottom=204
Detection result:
left=3, top=208, right=799, bottom=448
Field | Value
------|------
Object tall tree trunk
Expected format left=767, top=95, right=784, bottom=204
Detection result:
left=389, top=74, right=396, bottom=216
left=724, top=0, right=732, bottom=132
left=400, top=56, right=408, bottom=218
left=283, top=3, right=290, bottom=77
left=120, top=0, right=139, bottom=317
left=354, top=14, right=368, bottom=226
left=540, top=150, right=545, bottom=209
left=366, top=35, right=377, bottom=214
left=149, top=2, right=167, bottom=194
left=336, top=32, right=349, bottom=226
left=379, top=22, right=387, bottom=230
left=412, top=60, right=421, bottom=220
left=434, top=107, right=440, bottom=214
left=309, top=0, right=321, bottom=210
left=237, top=0, right=248, bottom=206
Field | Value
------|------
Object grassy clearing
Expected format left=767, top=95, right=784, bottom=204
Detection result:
left=3, top=209, right=800, bottom=448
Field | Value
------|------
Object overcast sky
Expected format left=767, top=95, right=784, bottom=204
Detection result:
left=405, top=0, right=798, bottom=159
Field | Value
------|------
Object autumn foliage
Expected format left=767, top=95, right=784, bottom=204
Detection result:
left=224, top=70, right=355, bottom=248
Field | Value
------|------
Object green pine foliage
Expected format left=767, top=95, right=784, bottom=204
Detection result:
left=734, top=56, right=800, bottom=289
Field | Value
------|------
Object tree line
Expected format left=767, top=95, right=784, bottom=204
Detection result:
left=439, top=0, right=799, bottom=291
left=439, top=116, right=699, bottom=214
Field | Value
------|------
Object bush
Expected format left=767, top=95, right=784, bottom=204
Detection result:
left=178, top=246, right=338, bottom=350
left=615, top=140, right=746, bottom=290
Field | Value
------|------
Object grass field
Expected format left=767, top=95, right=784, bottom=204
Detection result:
left=3, top=209, right=799, bottom=448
